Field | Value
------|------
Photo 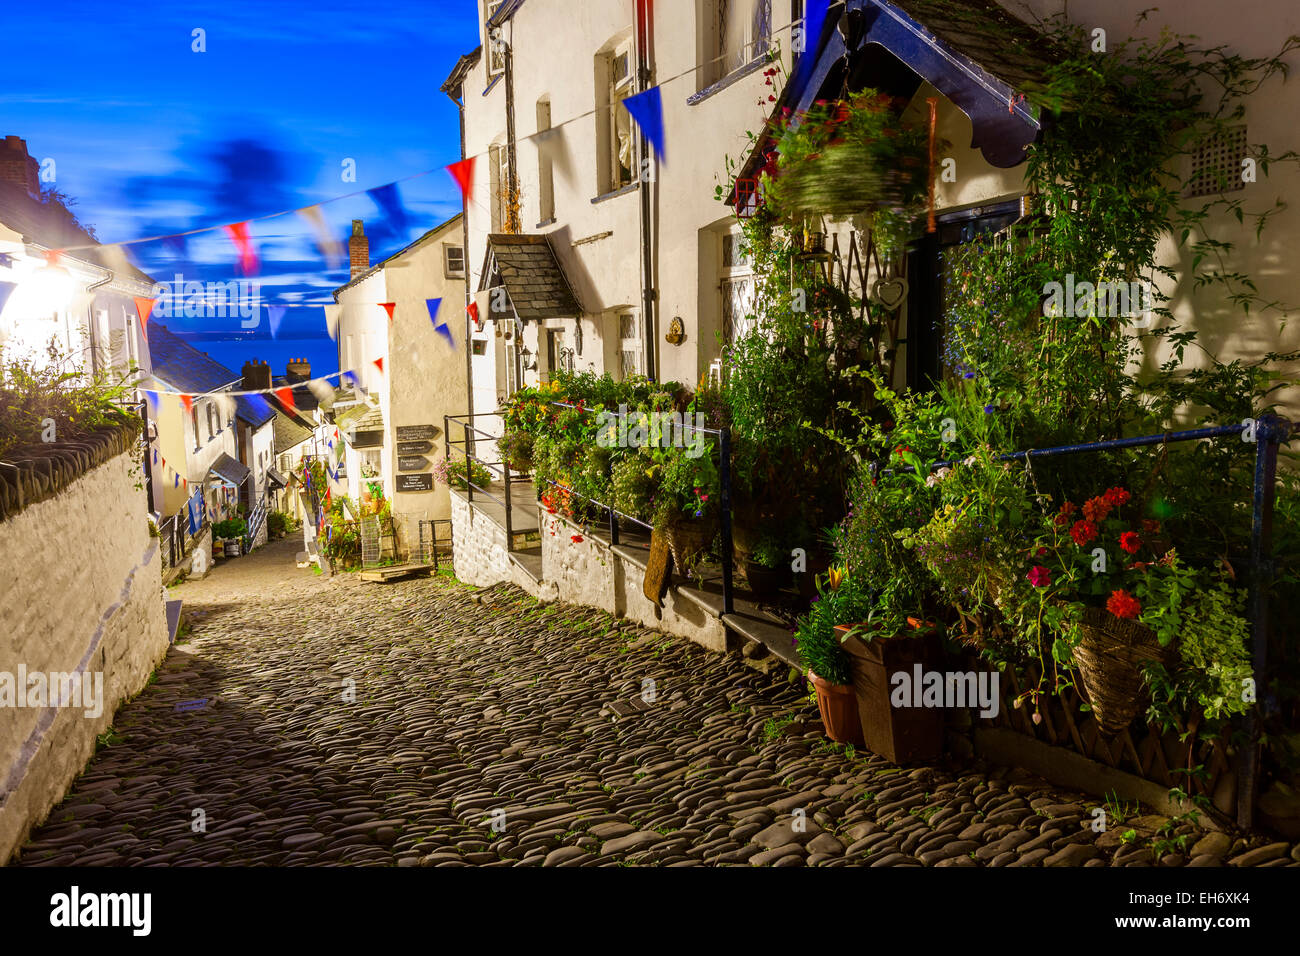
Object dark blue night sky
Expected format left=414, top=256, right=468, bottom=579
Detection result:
left=1, top=0, right=478, bottom=377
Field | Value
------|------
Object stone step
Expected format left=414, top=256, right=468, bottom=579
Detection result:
left=508, top=547, right=544, bottom=583
left=721, top=611, right=800, bottom=668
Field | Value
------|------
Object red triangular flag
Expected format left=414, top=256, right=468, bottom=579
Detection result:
left=373, top=357, right=384, bottom=373
left=224, top=222, right=259, bottom=276
left=45, top=249, right=64, bottom=267
left=381, top=303, right=397, bottom=322
left=180, top=394, right=193, bottom=414
left=133, top=297, right=157, bottom=341
left=276, top=386, right=296, bottom=410
left=447, top=158, right=475, bottom=202
left=467, top=300, right=479, bottom=327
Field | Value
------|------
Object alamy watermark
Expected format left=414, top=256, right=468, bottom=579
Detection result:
left=0, top=666, right=102, bottom=718
left=1043, top=274, right=1155, bottom=327
left=891, top=665, right=1000, bottom=719
left=595, top=406, right=708, bottom=459
left=150, top=273, right=260, bottom=326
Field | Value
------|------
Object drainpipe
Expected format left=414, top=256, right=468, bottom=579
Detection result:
left=634, top=0, right=657, bottom=381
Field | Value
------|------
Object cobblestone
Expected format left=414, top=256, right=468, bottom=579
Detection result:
left=11, top=536, right=1298, bottom=867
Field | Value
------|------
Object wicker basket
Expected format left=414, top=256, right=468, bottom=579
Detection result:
left=1072, top=607, right=1175, bottom=737
left=668, top=519, right=715, bottom=569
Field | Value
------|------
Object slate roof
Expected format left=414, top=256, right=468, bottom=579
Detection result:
left=480, top=234, right=581, bottom=321
left=272, top=411, right=313, bottom=454
left=887, top=0, right=1062, bottom=91
left=0, top=181, right=156, bottom=287
left=145, top=322, right=241, bottom=394
left=235, top=393, right=276, bottom=430
left=210, top=452, right=250, bottom=486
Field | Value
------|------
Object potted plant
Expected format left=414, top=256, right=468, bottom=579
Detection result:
left=794, top=568, right=867, bottom=746
left=744, top=532, right=792, bottom=598
left=836, top=611, right=946, bottom=764
left=652, top=442, right=720, bottom=571
left=212, top=517, right=247, bottom=557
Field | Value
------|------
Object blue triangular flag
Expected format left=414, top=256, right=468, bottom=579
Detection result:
left=174, top=473, right=180, bottom=488
left=623, top=86, right=665, bottom=163
left=268, top=305, right=287, bottom=340
left=434, top=322, right=455, bottom=347
left=0, top=252, right=13, bottom=268
left=367, top=183, right=409, bottom=236
left=426, top=297, right=442, bottom=325
left=0, top=280, right=17, bottom=317
left=795, top=0, right=829, bottom=89
left=427, top=298, right=454, bottom=347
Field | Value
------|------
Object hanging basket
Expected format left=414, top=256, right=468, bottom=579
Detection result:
left=1072, top=607, right=1175, bottom=737
left=668, top=519, right=715, bottom=569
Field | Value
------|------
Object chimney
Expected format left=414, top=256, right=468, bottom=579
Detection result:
left=349, top=220, right=369, bottom=278
left=0, top=135, right=40, bottom=197
left=241, top=358, right=271, bottom=392
left=286, top=357, right=311, bottom=382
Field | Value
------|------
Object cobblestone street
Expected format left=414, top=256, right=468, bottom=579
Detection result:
left=12, top=538, right=1300, bottom=868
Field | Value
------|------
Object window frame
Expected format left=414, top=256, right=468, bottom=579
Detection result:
left=617, top=310, right=643, bottom=380
left=608, top=39, right=636, bottom=192
left=485, top=1, right=506, bottom=79
left=444, top=243, right=466, bottom=278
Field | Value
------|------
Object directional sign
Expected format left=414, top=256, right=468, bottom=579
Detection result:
left=397, top=440, right=434, bottom=455
left=398, top=455, right=430, bottom=472
left=397, top=473, right=434, bottom=493
left=396, top=424, right=441, bottom=442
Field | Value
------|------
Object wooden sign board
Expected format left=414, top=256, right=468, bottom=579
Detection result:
left=398, top=455, right=430, bottom=472
left=397, top=440, right=434, bottom=455
left=396, top=473, right=434, bottom=493
left=396, top=424, right=441, bottom=442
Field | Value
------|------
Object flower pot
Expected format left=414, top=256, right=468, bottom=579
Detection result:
left=744, top=560, right=792, bottom=599
left=224, top=540, right=241, bottom=557
left=1072, top=607, right=1175, bottom=737
left=809, top=669, right=865, bottom=747
left=836, top=624, right=944, bottom=763
left=668, top=519, right=715, bottom=569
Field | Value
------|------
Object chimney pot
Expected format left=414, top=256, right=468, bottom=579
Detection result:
left=349, top=219, right=369, bottom=279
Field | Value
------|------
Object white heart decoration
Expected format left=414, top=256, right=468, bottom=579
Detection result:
left=873, top=277, right=909, bottom=310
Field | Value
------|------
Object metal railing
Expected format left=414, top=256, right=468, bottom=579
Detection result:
left=245, top=495, right=268, bottom=552
left=453, top=403, right=737, bottom=615
left=877, top=414, right=1293, bottom=831
left=444, top=412, right=540, bottom=547
left=158, top=488, right=208, bottom=571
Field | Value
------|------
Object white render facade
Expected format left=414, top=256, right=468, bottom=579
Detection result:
left=450, top=0, right=799, bottom=412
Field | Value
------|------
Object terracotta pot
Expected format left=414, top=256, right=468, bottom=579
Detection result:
left=837, top=624, right=944, bottom=763
left=808, top=670, right=865, bottom=747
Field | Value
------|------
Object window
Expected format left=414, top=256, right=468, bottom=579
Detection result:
left=618, top=311, right=643, bottom=379
left=192, top=404, right=201, bottom=450
left=489, top=143, right=509, bottom=232
left=705, top=0, right=771, bottom=85
left=485, top=0, right=506, bottom=78
left=444, top=243, right=465, bottom=277
left=206, top=403, right=215, bottom=441
left=1186, top=125, right=1248, bottom=199
left=536, top=98, right=555, bottom=223
left=124, top=306, right=139, bottom=372
left=611, top=42, right=635, bottom=190
left=720, top=231, right=755, bottom=343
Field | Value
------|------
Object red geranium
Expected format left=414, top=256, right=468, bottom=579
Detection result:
left=1027, top=566, right=1051, bottom=588
left=1070, top=519, right=1099, bottom=547
left=1060, top=501, right=1078, bottom=517
left=1106, top=589, right=1142, bottom=619
left=1142, top=518, right=1161, bottom=533
left=571, top=534, right=584, bottom=543
left=1119, top=531, right=1141, bottom=554
left=1104, top=487, right=1131, bottom=507
left=1082, top=496, right=1112, bottom=523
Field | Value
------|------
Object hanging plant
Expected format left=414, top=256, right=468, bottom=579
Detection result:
left=763, top=90, right=935, bottom=257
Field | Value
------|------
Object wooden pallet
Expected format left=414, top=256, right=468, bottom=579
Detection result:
left=359, top=563, right=433, bottom=583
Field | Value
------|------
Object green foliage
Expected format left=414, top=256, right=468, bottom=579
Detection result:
left=0, top=342, right=141, bottom=459
left=764, top=90, right=933, bottom=258
left=445, top=458, right=493, bottom=491
left=212, top=517, right=247, bottom=540
left=794, top=572, right=875, bottom=686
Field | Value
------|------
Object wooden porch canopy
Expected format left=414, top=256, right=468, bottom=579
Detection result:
left=734, top=0, right=1053, bottom=192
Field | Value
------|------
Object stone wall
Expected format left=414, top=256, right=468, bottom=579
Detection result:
left=449, top=489, right=512, bottom=588
left=0, top=447, right=170, bottom=863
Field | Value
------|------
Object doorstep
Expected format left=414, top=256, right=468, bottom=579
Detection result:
left=508, top=546, right=544, bottom=584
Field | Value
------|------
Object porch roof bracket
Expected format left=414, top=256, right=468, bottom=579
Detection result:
left=791, top=0, right=1040, bottom=169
